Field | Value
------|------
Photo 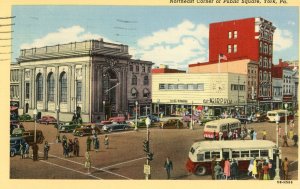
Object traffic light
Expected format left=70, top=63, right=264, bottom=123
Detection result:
left=143, top=140, right=149, bottom=153
left=147, top=152, right=154, bottom=161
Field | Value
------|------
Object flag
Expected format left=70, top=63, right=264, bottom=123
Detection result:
left=219, top=54, right=227, bottom=61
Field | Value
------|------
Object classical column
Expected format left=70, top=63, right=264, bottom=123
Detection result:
left=70, top=65, right=76, bottom=112
left=19, top=69, right=24, bottom=109
left=55, top=66, right=59, bottom=109
left=81, top=64, right=86, bottom=113
left=31, top=68, right=36, bottom=109
left=68, top=65, right=73, bottom=113
left=43, top=67, right=47, bottom=111
left=122, top=67, right=128, bottom=112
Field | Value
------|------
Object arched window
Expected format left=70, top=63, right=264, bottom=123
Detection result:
left=47, top=72, right=55, bottom=101
left=36, top=73, right=43, bottom=101
left=269, top=45, right=272, bottom=55
left=131, top=87, right=138, bottom=98
left=260, top=41, right=263, bottom=53
left=60, top=72, right=67, bottom=102
left=132, top=75, right=137, bottom=85
left=269, top=58, right=272, bottom=68
left=259, top=71, right=262, bottom=81
left=143, top=88, right=150, bottom=98
left=259, top=56, right=262, bottom=67
left=144, top=76, right=149, bottom=85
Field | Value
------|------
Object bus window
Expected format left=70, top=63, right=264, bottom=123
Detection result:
left=205, top=152, right=210, bottom=159
left=250, top=150, right=259, bottom=158
left=197, top=154, right=204, bottom=161
left=232, top=151, right=240, bottom=158
left=206, top=125, right=217, bottom=129
left=241, top=150, right=249, bottom=157
left=190, top=147, right=195, bottom=154
left=260, top=150, right=268, bottom=157
left=211, top=151, right=220, bottom=159
left=221, top=125, right=227, bottom=131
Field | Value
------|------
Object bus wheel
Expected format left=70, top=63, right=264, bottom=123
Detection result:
left=195, top=166, right=206, bottom=176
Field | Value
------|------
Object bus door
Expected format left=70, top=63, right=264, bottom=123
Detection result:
left=222, top=148, right=231, bottom=160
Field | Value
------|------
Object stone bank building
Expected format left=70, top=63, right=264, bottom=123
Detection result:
left=11, top=39, right=153, bottom=122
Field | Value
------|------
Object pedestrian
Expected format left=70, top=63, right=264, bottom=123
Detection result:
left=32, top=143, right=39, bottom=161
left=43, top=141, right=50, bottom=160
left=223, top=158, right=230, bottom=180
left=252, top=130, right=257, bottom=140
left=282, top=157, right=289, bottom=180
left=19, top=142, right=24, bottom=159
left=68, top=139, right=74, bottom=157
left=73, top=138, right=80, bottom=157
left=257, top=158, right=264, bottom=180
left=263, top=162, right=270, bottom=180
left=104, top=135, right=109, bottom=149
left=228, top=130, right=233, bottom=140
left=262, top=130, right=267, bottom=140
left=213, top=130, right=216, bottom=140
left=24, top=142, right=29, bottom=158
left=63, top=140, right=68, bottom=158
left=86, top=136, right=92, bottom=151
left=252, top=157, right=258, bottom=179
left=85, top=151, right=91, bottom=174
left=250, top=128, right=254, bottom=140
left=282, top=134, right=289, bottom=147
left=94, top=137, right=99, bottom=152
left=211, top=156, right=217, bottom=180
left=292, top=133, right=298, bottom=147
left=288, top=129, right=294, bottom=140
left=164, top=157, right=173, bottom=179
left=278, top=126, right=283, bottom=138
left=214, top=162, right=223, bottom=180
left=218, top=131, right=223, bottom=141
left=230, top=159, right=238, bottom=180
left=247, top=158, right=254, bottom=176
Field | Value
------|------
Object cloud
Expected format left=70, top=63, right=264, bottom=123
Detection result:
left=287, top=21, right=295, bottom=26
left=273, top=28, right=293, bottom=51
left=133, top=20, right=209, bottom=70
left=20, top=25, right=110, bottom=49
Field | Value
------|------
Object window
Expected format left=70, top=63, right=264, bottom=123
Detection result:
left=197, top=154, right=204, bottom=161
left=132, top=75, right=137, bottom=85
left=136, top=65, right=139, bottom=72
left=205, top=152, right=210, bottom=160
left=259, top=56, right=262, bottom=67
left=269, top=45, right=272, bottom=55
left=233, top=44, right=237, bottom=53
left=131, top=88, right=138, bottom=98
left=25, top=83, right=30, bottom=99
left=232, top=151, right=240, bottom=158
left=241, top=150, right=249, bottom=157
left=260, top=42, right=263, bottom=53
left=250, top=150, right=259, bottom=158
left=143, top=88, right=150, bottom=98
left=60, top=72, right=67, bottom=102
left=168, top=84, right=177, bottom=90
left=129, top=65, right=133, bottom=71
left=148, top=66, right=151, bottom=73
left=211, top=151, right=221, bottom=159
left=269, top=58, right=272, bottom=68
left=227, top=45, right=232, bottom=53
left=36, top=73, right=43, bottom=101
left=197, top=83, right=204, bottom=91
left=187, top=84, right=194, bottom=90
left=263, top=57, right=268, bottom=68
left=260, top=150, right=269, bottom=157
left=142, top=66, right=145, bottom=72
left=76, top=81, right=82, bottom=101
left=159, top=84, right=167, bottom=90
left=143, top=76, right=149, bottom=85
left=259, top=71, right=262, bottom=81
left=178, top=84, right=187, bottom=90
left=228, top=31, right=232, bottom=39
left=233, top=31, right=237, bottom=39
left=47, top=73, right=55, bottom=101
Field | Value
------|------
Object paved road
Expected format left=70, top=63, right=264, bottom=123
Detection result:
left=10, top=118, right=298, bottom=180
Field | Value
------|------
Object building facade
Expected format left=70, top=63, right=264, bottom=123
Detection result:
left=209, top=17, right=276, bottom=110
left=14, top=39, right=153, bottom=122
left=189, top=59, right=258, bottom=113
left=152, top=72, right=247, bottom=116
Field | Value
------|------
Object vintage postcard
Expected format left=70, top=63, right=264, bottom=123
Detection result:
left=0, top=0, right=299, bottom=189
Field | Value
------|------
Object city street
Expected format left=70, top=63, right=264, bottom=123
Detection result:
left=10, top=118, right=298, bottom=180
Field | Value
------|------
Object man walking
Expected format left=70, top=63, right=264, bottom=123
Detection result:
left=282, top=134, right=289, bottom=147
left=282, top=157, right=289, bottom=180
left=86, top=136, right=92, bottom=151
left=292, top=133, right=298, bottom=147
left=164, top=157, right=173, bottom=179
left=44, top=141, right=50, bottom=160
left=211, top=156, right=217, bottom=180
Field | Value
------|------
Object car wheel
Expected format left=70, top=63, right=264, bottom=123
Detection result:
left=108, top=128, right=112, bottom=133
left=79, top=132, right=84, bottom=137
left=124, top=126, right=128, bottom=130
left=195, top=166, right=206, bottom=176
left=10, top=150, right=15, bottom=157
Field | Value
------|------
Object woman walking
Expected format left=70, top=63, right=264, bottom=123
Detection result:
left=223, top=158, right=231, bottom=180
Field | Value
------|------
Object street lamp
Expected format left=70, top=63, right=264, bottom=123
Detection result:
left=274, top=114, right=281, bottom=180
left=157, top=99, right=160, bottom=117
left=33, top=109, right=38, bottom=143
left=145, top=117, right=151, bottom=180
left=56, top=105, right=60, bottom=143
left=103, top=100, right=106, bottom=120
left=284, top=103, right=288, bottom=136
left=135, top=101, right=138, bottom=131
left=190, top=101, right=194, bottom=130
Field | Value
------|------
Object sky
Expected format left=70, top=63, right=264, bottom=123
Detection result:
left=12, top=6, right=299, bottom=70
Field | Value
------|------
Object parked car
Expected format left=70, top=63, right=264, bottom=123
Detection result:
left=127, top=119, right=147, bottom=128
left=148, top=114, right=160, bottom=122
left=108, top=116, right=126, bottom=122
left=102, top=123, right=131, bottom=132
left=10, top=136, right=26, bottom=157
left=161, top=119, right=184, bottom=129
left=237, top=115, right=251, bottom=124
left=73, top=125, right=101, bottom=137
left=19, top=114, right=32, bottom=122
left=182, top=115, right=200, bottom=122
left=38, top=115, right=57, bottom=125
left=58, top=122, right=81, bottom=133
left=100, top=120, right=114, bottom=125
left=10, top=123, right=24, bottom=135
left=252, top=112, right=268, bottom=122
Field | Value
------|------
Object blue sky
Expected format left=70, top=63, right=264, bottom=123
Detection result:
left=12, top=6, right=299, bottom=70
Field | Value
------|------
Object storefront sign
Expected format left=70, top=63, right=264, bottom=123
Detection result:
left=203, top=98, right=232, bottom=104
left=170, top=99, right=188, bottom=103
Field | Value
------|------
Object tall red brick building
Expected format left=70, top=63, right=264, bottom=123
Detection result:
left=209, top=17, right=276, bottom=110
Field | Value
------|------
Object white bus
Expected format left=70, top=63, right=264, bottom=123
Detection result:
left=186, top=140, right=278, bottom=176
left=267, top=109, right=294, bottom=122
left=203, top=118, right=241, bottom=140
